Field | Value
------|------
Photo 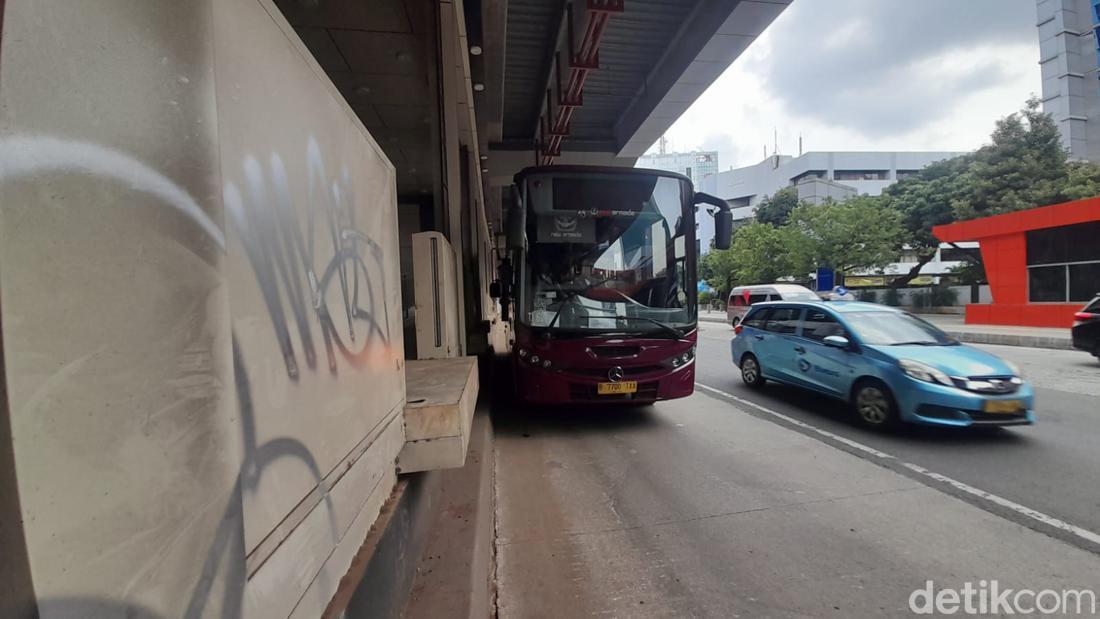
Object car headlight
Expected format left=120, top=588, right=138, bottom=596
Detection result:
left=1004, top=360, right=1023, bottom=378
left=899, top=359, right=954, bottom=386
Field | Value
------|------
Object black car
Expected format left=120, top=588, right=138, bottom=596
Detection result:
left=1072, top=295, right=1100, bottom=361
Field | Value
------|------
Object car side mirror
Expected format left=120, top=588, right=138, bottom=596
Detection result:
left=823, top=335, right=850, bottom=349
left=694, top=192, right=732, bottom=250
left=489, top=280, right=502, bottom=299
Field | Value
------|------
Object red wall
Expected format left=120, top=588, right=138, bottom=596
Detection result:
left=933, top=197, right=1100, bottom=328
left=978, top=233, right=1026, bottom=305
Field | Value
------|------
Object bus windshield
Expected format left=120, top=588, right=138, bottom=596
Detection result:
left=518, top=171, right=696, bottom=335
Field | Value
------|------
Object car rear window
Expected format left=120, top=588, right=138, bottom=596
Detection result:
left=1086, top=297, right=1100, bottom=313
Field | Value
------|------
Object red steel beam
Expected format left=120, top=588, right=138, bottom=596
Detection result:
left=538, top=0, right=624, bottom=165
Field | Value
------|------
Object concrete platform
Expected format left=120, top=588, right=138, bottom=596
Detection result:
left=401, top=409, right=495, bottom=619
left=400, top=357, right=479, bottom=474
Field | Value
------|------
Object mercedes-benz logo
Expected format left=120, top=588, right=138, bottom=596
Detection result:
left=608, top=366, right=625, bottom=382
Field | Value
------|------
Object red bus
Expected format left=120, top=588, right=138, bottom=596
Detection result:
left=499, top=165, right=731, bottom=404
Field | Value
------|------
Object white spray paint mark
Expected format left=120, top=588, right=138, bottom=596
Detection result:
left=695, top=382, right=1100, bottom=549
left=0, top=135, right=225, bottom=249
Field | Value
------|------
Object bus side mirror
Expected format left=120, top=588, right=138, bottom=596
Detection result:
left=714, top=210, right=732, bottom=250
left=506, top=185, right=526, bottom=250
left=695, top=192, right=732, bottom=250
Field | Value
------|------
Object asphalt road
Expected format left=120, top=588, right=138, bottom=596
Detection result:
left=694, top=320, right=1100, bottom=537
left=493, top=327, right=1100, bottom=617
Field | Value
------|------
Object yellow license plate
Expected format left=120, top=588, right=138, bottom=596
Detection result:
left=597, top=381, right=638, bottom=395
left=983, top=399, right=1023, bottom=413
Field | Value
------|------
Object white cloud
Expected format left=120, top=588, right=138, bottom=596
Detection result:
left=652, top=0, right=1041, bottom=172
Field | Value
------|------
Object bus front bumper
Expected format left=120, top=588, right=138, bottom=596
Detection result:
left=514, top=360, right=696, bottom=405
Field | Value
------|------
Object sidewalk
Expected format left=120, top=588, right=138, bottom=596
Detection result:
left=698, top=309, right=1074, bottom=350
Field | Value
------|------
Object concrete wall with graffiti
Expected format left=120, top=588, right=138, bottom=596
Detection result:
left=0, top=0, right=404, bottom=617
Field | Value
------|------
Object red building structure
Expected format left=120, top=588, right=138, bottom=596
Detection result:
left=933, top=197, right=1100, bottom=327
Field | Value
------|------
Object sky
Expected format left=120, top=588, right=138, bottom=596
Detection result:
left=653, top=0, right=1042, bottom=170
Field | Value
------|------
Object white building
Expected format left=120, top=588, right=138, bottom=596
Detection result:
left=1036, top=0, right=1100, bottom=162
left=636, top=149, right=719, bottom=188
left=697, top=150, right=979, bottom=283
left=700, top=150, right=963, bottom=209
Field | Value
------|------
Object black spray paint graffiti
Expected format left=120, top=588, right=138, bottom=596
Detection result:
left=224, top=137, right=392, bottom=379
left=0, top=135, right=391, bottom=617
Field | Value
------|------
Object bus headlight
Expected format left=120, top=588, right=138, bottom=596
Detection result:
left=668, top=347, right=694, bottom=368
left=530, top=355, right=540, bottom=364
left=518, top=348, right=528, bottom=358
left=542, top=359, right=552, bottom=369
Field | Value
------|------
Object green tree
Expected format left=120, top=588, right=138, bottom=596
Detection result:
left=783, top=196, right=904, bottom=277
left=700, top=222, right=793, bottom=291
left=882, top=98, right=1100, bottom=287
left=881, top=155, right=972, bottom=287
left=728, top=222, right=794, bottom=284
left=754, top=186, right=801, bottom=226
left=698, top=246, right=736, bottom=298
left=955, top=97, right=1071, bottom=219
left=1059, top=160, right=1100, bottom=201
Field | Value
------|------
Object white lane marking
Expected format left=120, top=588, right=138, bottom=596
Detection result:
left=695, top=383, right=895, bottom=459
left=694, top=381, right=1100, bottom=548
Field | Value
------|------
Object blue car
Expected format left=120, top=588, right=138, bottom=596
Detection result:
left=730, top=301, right=1035, bottom=429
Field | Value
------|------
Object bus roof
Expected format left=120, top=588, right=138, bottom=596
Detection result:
left=513, top=164, right=694, bottom=187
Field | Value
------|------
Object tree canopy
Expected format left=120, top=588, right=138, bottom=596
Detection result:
left=699, top=98, right=1100, bottom=294
left=754, top=186, right=801, bottom=227
left=783, top=197, right=904, bottom=276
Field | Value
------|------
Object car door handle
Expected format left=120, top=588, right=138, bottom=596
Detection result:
left=753, top=335, right=765, bottom=340
left=794, top=345, right=806, bottom=354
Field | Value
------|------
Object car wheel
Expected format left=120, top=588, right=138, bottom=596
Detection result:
left=740, top=354, right=766, bottom=388
left=853, top=380, right=898, bottom=429
left=731, top=316, right=741, bottom=328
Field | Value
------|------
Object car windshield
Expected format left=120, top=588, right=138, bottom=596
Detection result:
left=844, top=311, right=958, bottom=346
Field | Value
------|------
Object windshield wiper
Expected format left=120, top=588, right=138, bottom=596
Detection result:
left=618, top=316, right=685, bottom=339
left=542, top=299, right=684, bottom=340
left=889, top=340, right=942, bottom=346
left=575, top=305, right=685, bottom=339
left=544, top=289, right=592, bottom=336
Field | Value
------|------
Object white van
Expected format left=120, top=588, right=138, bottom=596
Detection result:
left=726, top=284, right=819, bottom=325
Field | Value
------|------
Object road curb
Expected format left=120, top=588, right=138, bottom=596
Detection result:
left=942, top=330, right=1075, bottom=351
